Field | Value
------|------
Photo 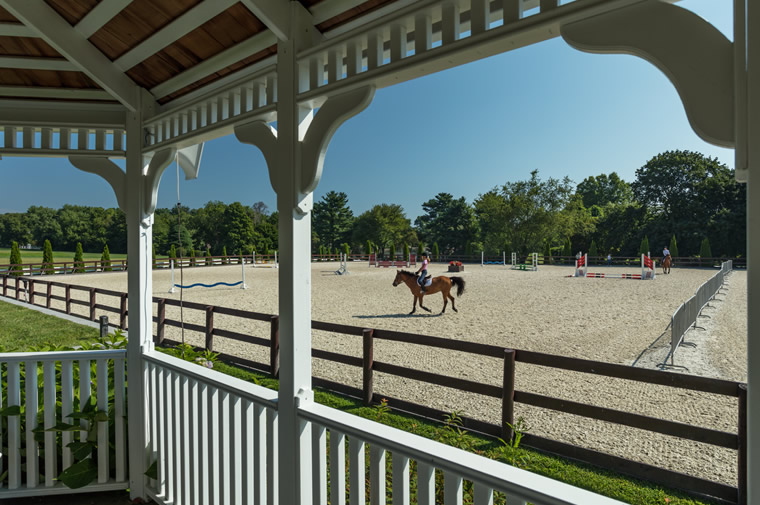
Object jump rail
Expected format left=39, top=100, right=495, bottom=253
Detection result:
left=0, top=273, right=747, bottom=504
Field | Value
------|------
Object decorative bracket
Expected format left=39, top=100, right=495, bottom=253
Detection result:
left=143, top=147, right=177, bottom=217
left=561, top=1, right=734, bottom=148
left=234, top=121, right=280, bottom=194
left=69, top=156, right=127, bottom=211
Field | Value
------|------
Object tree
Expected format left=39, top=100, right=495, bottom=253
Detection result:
left=222, top=246, right=228, bottom=264
left=343, top=243, right=350, bottom=257
left=563, top=238, right=572, bottom=257
left=699, top=238, right=713, bottom=264
left=101, top=244, right=112, bottom=272
left=9, top=241, right=22, bottom=276
left=390, top=244, right=396, bottom=259
left=669, top=235, right=679, bottom=258
left=432, top=242, right=439, bottom=262
left=222, top=202, right=255, bottom=257
left=352, top=204, right=416, bottom=253
left=26, top=206, right=62, bottom=247
left=42, top=239, right=54, bottom=275
left=74, top=242, right=84, bottom=273
left=169, top=244, right=177, bottom=259
left=366, top=240, right=372, bottom=255
left=415, top=193, right=478, bottom=255
left=576, top=173, right=633, bottom=208
left=152, top=244, right=156, bottom=264
left=313, top=192, right=354, bottom=252
left=403, top=243, right=409, bottom=262
left=639, top=236, right=650, bottom=256
left=588, top=240, right=598, bottom=261
left=190, top=248, right=196, bottom=266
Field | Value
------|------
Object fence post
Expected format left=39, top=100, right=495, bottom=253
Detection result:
left=205, top=306, right=214, bottom=351
left=270, top=315, right=279, bottom=378
left=65, top=285, right=71, bottom=314
left=28, top=279, right=34, bottom=305
left=15, top=277, right=20, bottom=300
left=119, top=293, right=128, bottom=329
left=502, top=349, right=516, bottom=442
left=738, top=383, right=747, bottom=505
left=89, top=288, right=96, bottom=321
left=363, top=329, right=374, bottom=405
left=156, top=299, right=166, bottom=345
left=46, top=283, right=52, bottom=309
left=99, top=315, right=109, bottom=339
left=2, top=275, right=6, bottom=297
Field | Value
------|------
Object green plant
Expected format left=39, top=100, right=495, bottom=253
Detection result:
left=9, top=240, right=22, bottom=276
left=366, top=240, right=372, bottom=255
left=169, top=244, right=177, bottom=260
left=432, top=242, right=439, bottom=262
left=436, top=411, right=474, bottom=451
left=42, top=239, right=54, bottom=275
left=699, top=237, right=712, bottom=265
left=588, top=239, right=598, bottom=261
left=404, top=243, right=410, bottom=262
left=101, top=244, right=111, bottom=272
left=639, top=235, right=650, bottom=256
left=222, top=246, right=228, bottom=264
left=390, top=243, right=396, bottom=260
left=669, top=234, right=679, bottom=258
left=72, top=242, right=84, bottom=273
left=190, top=248, right=196, bottom=266
left=343, top=242, right=350, bottom=257
left=374, top=398, right=390, bottom=420
left=497, top=417, right=530, bottom=467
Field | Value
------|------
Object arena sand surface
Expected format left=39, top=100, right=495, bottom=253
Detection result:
left=46, top=261, right=747, bottom=487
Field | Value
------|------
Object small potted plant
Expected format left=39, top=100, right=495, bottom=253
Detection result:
left=448, top=260, right=464, bottom=272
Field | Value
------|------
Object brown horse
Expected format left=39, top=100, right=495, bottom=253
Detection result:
left=662, top=254, right=672, bottom=274
left=392, top=270, right=466, bottom=314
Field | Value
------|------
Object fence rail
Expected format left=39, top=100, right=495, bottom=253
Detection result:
left=670, top=260, right=734, bottom=363
left=0, top=349, right=128, bottom=499
left=0, top=273, right=747, bottom=504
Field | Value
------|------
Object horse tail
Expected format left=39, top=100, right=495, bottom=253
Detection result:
left=450, top=276, right=466, bottom=297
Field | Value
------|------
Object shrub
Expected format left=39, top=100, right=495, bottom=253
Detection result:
left=670, top=234, right=679, bottom=258
left=343, top=243, right=350, bottom=257
left=169, top=244, right=177, bottom=260
left=42, top=239, right=54, bottom=275
left=404, top=243, right=409, bottom=262
left=74, top=242, right=84, bottom=273
left=432, top=242, right=439, bottom=262
left=562, top=238, right=571, bottom=259
left=639, top=235, right=650, bottom=256
left=222, top=246, right=228, bottom=264
left=101, top=244, right=111, bottom=272
left=390, top=243, right=396, bottom=260
left=366, top=240, right=372, bottom=255
left=699, top=238, right=713, bottom=265
left=588, top=240, right=598, bottom=262
left=9, top=241, right=22, bottom=276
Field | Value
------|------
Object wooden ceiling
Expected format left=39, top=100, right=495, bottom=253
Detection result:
left=0, top=0, right=400, bottom=106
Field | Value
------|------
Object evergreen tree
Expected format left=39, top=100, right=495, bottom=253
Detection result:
left=465, top=242, right=472, bottom=258
left=190, top=248, right=196, bottom=266
left=432, top=242, right=439, bottom=262
left=366, top=240, right=372, bottom=255
left=562, top=238, right=572, bottom=258
left=669, top=234, right=679, bottom=258
left=222, top=245, right=228, bottom=264
left=169, top=244, right=177, bottom=260
left=639, top=236, right=650, bottom=256
left=206, top=246, right=212, bottom=265
left=404, top=243, right=410, bottom=262
left=74, top=242, right=84, bottom=273
left=152, top=244, right=156, bottom=267
left=101, top=244, right=112, bottom=272
left=699, top=238, right=713, bottom=265
left=9, top=241, right=22, bottom=276
left=390, top=244, right=396, bottom=260
left=343, top=243, right=350, bottom=257
left=42, top=239, right=54, bottom=275
left=418, top=242, right=426, bottom=258
left=588, top=240, right=598, bottom=262
left=543, top=240, right=552, bottom=265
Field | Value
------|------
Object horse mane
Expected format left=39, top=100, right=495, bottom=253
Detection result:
left=398, top=270, right=418, bottom=277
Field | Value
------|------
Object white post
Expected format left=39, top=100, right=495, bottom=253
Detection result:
left=481, top=251, right=484, bottom=267
left=241, top=259, right=248, bottom=289
left=503, top=251, right=506, bottom=266
left=511, top=252, right=516, bottom=268
left=275, top=250, right=279, bottom=268
left=253, top=251, right=256, bottom=267
left=168, top=259, right=176, bottom=293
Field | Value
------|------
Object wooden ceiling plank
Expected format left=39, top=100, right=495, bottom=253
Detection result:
left=114, top=0, right=238, bottom=71
left=310, top=0, right=367, bottom=25
left=150, top=31, right=276, bottom=99
left=240, top=0, right=290, bottom=40
left=0, top=85, right=113, bottom=100
left=0, top=20, right=32, bottom=36
left=0, top=55, right=77, bottom=70
left=0, top=0, right=140, bottom=111
left=75, top=0, right=134, bottom=39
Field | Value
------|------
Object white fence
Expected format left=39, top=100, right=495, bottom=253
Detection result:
left=0, top=349, right=128, bottom=499
left=669, top=261, right=733, bottom=364
left=143, top=351, right=279, bottom=505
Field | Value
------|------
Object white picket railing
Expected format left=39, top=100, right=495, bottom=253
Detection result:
left=143, top=351, right=279, bottom=505
left=0, top=349, right=128, bottom=498
left=298, top=401, right=626, bottom=505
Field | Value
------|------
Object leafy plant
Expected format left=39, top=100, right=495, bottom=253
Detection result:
left=497, top=417, right=530, bottom=467
left=42, top=239, right=55, bottom=274
left=436, top=411, right=474, bottom=451
left=101, top=244, right=111, bottom=272
left=374, top=398, right=390, bottom=421
left=9, top=240, right=22, bottom=276
left=74, top=242, right=85, bottom=273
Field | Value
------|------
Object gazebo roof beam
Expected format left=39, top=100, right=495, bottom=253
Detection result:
left=114, top=0, right=238, bottom=72
left=0, top=21, right=34, bottom=36
left=0, top=86, right=113, bottom=101
left=240, top=0, right=290, bottom=41
left=0, top=56, right=77, bottom=71
left=75, top=0, right=133, bottom=39
left=0, top=99, right=125, bottom=129
left=310, top=0, right=368, bottom=25
left=0, top=0, right=142, bottom=112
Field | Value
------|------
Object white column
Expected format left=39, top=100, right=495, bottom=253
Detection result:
left=746, top=1, right=759, bottom=501
left=125, top=97, right=153, bottom=499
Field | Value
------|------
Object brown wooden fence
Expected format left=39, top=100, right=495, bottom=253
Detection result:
left=0, top=273, right=746, bottom=504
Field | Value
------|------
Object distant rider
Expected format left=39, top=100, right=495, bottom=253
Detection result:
left=662, top=246, right=671, bottom=264
left=416, top=253, right=430, bottom=293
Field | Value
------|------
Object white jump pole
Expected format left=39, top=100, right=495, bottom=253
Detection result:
left=481, top=251, right=484, bottom=267
left=252, top=251, right=257, bottom=268
left=275, top=250, right=279, bottom=268
left=241, top=259, right=248, bottom=289
left=532, top=252, right=538, bottom=271
left=168, top=259, right=176, bottom=293
left=503, top=251, right=506, bottom=266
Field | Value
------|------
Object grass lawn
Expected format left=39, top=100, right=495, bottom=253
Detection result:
left=0, top=302, right=720, bottom=505
left=0, top=248, right=128, bottom=264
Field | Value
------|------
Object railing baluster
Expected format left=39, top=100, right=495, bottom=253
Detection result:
left=164, top=369, right=175, bottom=504
left=210, top=386, right=221, bottom=505
left=444, top=471, right=463, bottom=505
left=390, top=23, right=407, bottom=62
left=415, top=13, right=432, bottom=54
left=96, top=359, right=109, bottom=483
left=267, top=408, right=278, bottom=505
left=254, top=404, right=267, bottom=504
left=243, top=400, right=255, bottom=504
left=330, top=429, right=346, bottom=505
left=172, top=371, right=182, bottom=504
left=191, top=379, right=201, bottom=504
left=7, top=361, right=21, bottom=489
left=156, top=366, right=167, bottom=498
left=43, top=360, right=58, bottom=486
left=181, top=374, right=191, bottom=504
left=115, top=357, right=126, bottom=481
left=349, top=436, right=366, bottom=505
left=221, top=390, right=232, bottom=504
left=473, top=483, right=494, bottom=505
left=61, top=360, right=74, bottom=469
left=232, top=395, right=243, bottom=505
left=442, top=1, right=461, bottom=44
left=313, top=423, right=327, bottom=505
left=0, top=363, right=3, bottom=489
left=471, top=0, right=489, bottom=34
left=416, top=461, right=434, bottom=505
left=346, top=40, right=361, bottom=77
left=79, top=359, right=91, bottom=443
left=392, top=453, right=410, bottom=505
left=199, top=382, right=210, bottom=505
left=147, top=363, right=158, bottom=490
left=503, top=0, right=521, bottom=23
left=25, top=359, right=39, bottom=488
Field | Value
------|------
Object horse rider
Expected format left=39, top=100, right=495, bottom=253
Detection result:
left=416, top=252, right=430, bottom=293
left=662, top=246, right=671, bottom=265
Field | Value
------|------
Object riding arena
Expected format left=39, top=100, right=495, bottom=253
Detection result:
left=22, top=260, right=747, bottom=490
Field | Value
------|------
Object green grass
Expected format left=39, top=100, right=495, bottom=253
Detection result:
left=0, top=248, right=128, bottom=264
left=0, top=302, right=723, bottom=505
left=0, top=300, right=99, bottom=350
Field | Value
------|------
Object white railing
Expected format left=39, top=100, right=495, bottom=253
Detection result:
left=298, top=401, right=625, bottom=505
left=143, top=351, right=279, bottom=505
left=0, top=349, right=128, bottom=499
left=0, top=126, right=126, bottom=158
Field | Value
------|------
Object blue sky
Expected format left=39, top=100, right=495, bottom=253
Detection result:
left=0, top=0, right=734, bottom=221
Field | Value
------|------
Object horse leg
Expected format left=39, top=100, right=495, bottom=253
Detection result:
left=410, top=296, right=417, bottom=315
left=419, top=294, right=431, bottom=312
left=440, top=291, right=448, bottom=313
left=449, top=293, right=457, bottom=312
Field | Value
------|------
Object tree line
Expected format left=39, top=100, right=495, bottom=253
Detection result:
left=0, top=150, right=746, bottom=259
